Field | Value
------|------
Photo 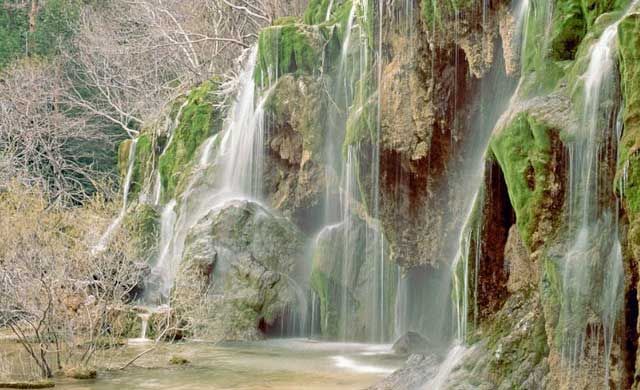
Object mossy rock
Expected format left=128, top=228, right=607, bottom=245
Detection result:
left=519, top=0, right=565, bottom=96
left=129, top=134, right=155, bottom=196
left=158, top=80, right=223, bottom=201
left=124, top=203, right=160, bottom=261
left=255, top=23, right=325, bottom=86
left=489, top=113, right=561, bottom=249
left=169, top=355, right=189, bottom=365
left=117, top=139, right=133, bottom=178
left=117, top=133, right=155, bottom=197
left=303, top=0, right=334, bottom=25
left=63, top=367, right=97, bottom=380
left=617, top=12, right=640, bottom=215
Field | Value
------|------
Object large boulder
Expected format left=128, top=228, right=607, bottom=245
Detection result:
left=171, top=199, right=305, bottom=340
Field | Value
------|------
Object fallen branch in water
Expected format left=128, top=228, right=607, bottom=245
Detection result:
left=119, top=325, right=181, bottom=370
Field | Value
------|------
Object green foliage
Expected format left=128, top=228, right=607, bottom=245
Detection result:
left=550, top=0, right=628, bottom=62
left=0, top=1, right=28, bottom=68
left=489, top=114, right=556, bottom=248
left=158, top=80, right=222, bottom=200
left=0, top=0, right=83, bottom=69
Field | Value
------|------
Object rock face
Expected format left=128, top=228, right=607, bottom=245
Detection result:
left=368, top=353, right=439, bottom=390
left=171, top=200, right=305, bottom=340
left=263, top=75, right=327, bottom=232
left=504, top=225, right=534, bottom=293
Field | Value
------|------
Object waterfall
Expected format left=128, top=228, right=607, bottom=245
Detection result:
left=139, top=312, right=150, bottom=340
left=423, top=344, right=470, bottom=389
left=451, top=188, right=483, bottom=342
left=145, top=47, right=268, bottom=302
left=93, top=139, right=138, bottom=254
left=557, top=3, right=638, bottom=380
left=151, top=99, right=190, bottom=206
left=308, top=0, right=398, bottom=343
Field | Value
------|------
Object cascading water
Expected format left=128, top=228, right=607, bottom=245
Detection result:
left=145, top=47, right=268, bottom=302
left=557, top=3, right=638, bottom=381
left=424, top=0, right=531, bottom=384
left=309, top=0, right=397, bottom=343
left=93, top=139, right=138, bottom=253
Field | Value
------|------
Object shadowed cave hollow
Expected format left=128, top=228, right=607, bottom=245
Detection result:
left=474, top=159, right=515, bottom=321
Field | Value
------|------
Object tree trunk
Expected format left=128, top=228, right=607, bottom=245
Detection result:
left=29, top=0, right=39, bottom=33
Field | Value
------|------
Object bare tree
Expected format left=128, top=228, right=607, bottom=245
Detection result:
left=0, top=183, right=145, bottom=379
left=64, top=0, right=306, bottom=141
left=0, top=59, right=108, bottom=204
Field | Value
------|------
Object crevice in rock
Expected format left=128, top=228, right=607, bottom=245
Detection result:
left=473, top=158, right=515, bottom=321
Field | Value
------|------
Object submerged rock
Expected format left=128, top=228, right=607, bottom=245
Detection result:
left=171, top=200, right=305, bottom=340
left=63, top=367, right=97, bottom=380
left=169, top=355, right=189, bottom=365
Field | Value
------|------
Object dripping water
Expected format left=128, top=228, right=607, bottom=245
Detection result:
left=93, top=139, right=138, bottom=254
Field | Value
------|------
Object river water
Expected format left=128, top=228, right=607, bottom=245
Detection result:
left=46, top=339, right=405, bottom=389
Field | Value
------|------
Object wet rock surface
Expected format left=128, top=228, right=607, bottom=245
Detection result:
left=171, top=200, right=305, bottom=340
left=368, top=353, right=438, bottom=390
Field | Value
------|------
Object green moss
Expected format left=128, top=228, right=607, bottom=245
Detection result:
left=158, top=80, right=222, bottom=200
left=303, top=0, right=332, bottom=25
left=540, top=255, right=562, bottom=347
left=489, top=114, right=557, bottom=248
left=256, top=23, right=323, bottom=86
left=617, top=13, right=640, bottom=215
left=550, top=1, right=587, bottom=61
left=124, top=203, right=160, bottom=261
left=130, top=134, right=154, bottom=195
left=118, top=139, right=133, bottom=178
left=420, top=0, right=474, bottom=33
left=310, top=270, right=340, bottom=337
left=519, top=1, right=565, bottom=96
left=343, top=80, right=376, bottom=153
